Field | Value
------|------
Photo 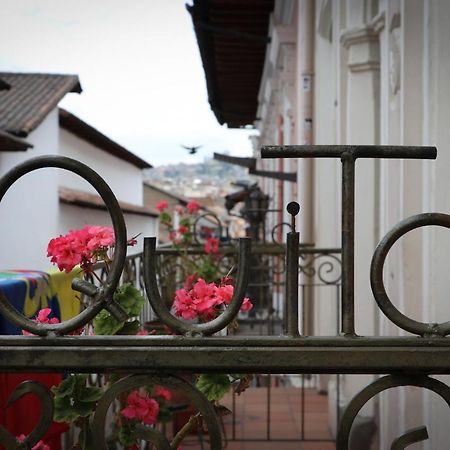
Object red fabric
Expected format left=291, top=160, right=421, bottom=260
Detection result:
left=0, top=373, right=68, bottom=450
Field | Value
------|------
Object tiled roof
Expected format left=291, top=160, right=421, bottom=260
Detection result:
left=0, top=72, right=81, bottom=137
left=59, top=108, right=152, bottom=169
left=0, top=130, right=32, bottom=152
left=59, top=187, right=157, bottom=218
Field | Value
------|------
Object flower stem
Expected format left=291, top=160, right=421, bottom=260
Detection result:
left=170, top=413, right=200, bottom=450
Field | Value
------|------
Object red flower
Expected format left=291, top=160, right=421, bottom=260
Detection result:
left=154, top=385, right=172, bottom=401
left=204, top=237, right=219, bottom=254
left=17, top=434, right=50, bottom=450
left=186, top=200, right=200, bottom=214
left=22, top=308, right=59, bottom=336
left=121, top=391, right=160, bottom=425
left=178, top=225, right=190, bottom=235
left=155, top=200, right=169, bottom=212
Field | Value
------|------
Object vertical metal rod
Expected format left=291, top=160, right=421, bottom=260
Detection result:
left=301, top=373, right=305, bottom=440
left=267, top=374, right=271, bottom=440
left=302, top=284, right=306, bottom=335
left=232, top=388, right=236, bottom=440
left=285, top=231, right=301, bottom=336
left=341, top=155, right=356, bottom=336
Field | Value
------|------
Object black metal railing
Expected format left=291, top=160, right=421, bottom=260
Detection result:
left=0, top=145, right=447, bottom=450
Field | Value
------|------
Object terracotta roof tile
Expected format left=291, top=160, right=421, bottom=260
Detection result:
left=0, top=72, right=81, bottom=137
left=59, top=187, right=157, bottom=218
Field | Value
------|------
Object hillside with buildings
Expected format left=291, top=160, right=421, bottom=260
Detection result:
left=144, top=156, right=254, bottom=216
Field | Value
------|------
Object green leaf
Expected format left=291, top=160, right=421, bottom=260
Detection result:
left=113, top=283, right=145, bottom=316
left=73, top=400, right=95, bottom=417
left=53, top=395, right=80, bottom=422
left=117, top=320, right=141, bottom=335
left=52, top=374, right=77, bottom=398
left=93, top=309, right=124, bottom=335
left=196, top=374, right=231, bottom=401
left=78, top=386, right=104, bottom=402
left=118, top=421, right=137, bottom=447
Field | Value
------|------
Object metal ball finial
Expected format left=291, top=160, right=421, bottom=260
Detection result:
left=286, top=201, right=300, bottom=232
left=287, top=201, right=300, bottom=216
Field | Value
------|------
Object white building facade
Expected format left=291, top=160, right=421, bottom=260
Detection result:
left=0, top=73, right=157, bottom=270
left=253, top=0, right=450, bottom=447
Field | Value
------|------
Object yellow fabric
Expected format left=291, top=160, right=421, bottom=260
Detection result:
left=46, top=268, right=82, bottom=321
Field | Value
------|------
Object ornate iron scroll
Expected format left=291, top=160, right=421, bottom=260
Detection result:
left=1, top=146, right=450, bottom=449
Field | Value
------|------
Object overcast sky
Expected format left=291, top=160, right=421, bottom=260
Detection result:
left=0, top=0, right=256, bottom=166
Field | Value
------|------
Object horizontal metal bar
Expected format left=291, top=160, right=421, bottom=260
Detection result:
left=154, top=245, right=341, bottom=256
left=1, top=336, right=450, bottom=374
left=261, top=145, right=437, bottom=160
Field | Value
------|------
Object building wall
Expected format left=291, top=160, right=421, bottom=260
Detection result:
left=0, top=109, right=60, bottom=269
left=58, top=204, right=156, bottom=256
left=59, top=128, right=144, bottom=205
left=254, top=0, right=450, bottom=446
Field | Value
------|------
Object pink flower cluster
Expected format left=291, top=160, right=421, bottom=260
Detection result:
left=47, top=225, right=115, bottom=272
left=154, top=385, right=172, bottom=401
left=22, top=308, right=59, bottom=336
left=17, top=434, right=50, bottom=450
left=22, top=308, right=84, bottom=336
left=173, top=278, right=252, bottom=321
left=121, top=391, right=160, bottom=425
left=186, top=200, right=200, bottom=214
left=155, top=200, right=169, bottom=212
left=204, top=237, right=219, bottom=254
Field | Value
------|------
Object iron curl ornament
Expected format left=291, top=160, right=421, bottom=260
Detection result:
left=0, top=155, right=129, bottom=336
left=336, top=375, right=450, bottom=450
left=0, top=381, right=53, bottom=450
left=371, top=212, right=450, bottom=337
left=92, top=374, right=222, bottom=450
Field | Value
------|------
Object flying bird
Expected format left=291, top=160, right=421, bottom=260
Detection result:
left=181, top=144, right=202, bottom=155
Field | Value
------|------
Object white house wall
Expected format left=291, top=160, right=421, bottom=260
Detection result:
left=58, top=204, right=157, bottom=257
left=58, top=128, right=144, bottom=205
left=0, top=109, right=60, bottom=270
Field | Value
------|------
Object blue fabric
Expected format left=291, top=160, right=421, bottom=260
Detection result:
left=0, top=271, right=62, bottom=335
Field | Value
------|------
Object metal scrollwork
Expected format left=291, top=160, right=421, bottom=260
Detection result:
left=192, top=212, right=224, bottom=244
left=371, top=213, right=450, bottom=337
left=271, top=221, right=292, bottom=244
left=299, top=252, right=342, bottom=284
left=144, top=237, right=251, bottom=335
left=0, top=381, right=53, bottom=450
left=92, top=373, right=222, bottom=450
left=0, top=155, right=128, bottom=336
left=337, top=375, right=450, bottom=449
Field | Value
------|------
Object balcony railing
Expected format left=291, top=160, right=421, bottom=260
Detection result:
left=0, top=146, right=447, bottom=450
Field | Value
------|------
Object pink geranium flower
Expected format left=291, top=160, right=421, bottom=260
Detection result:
left=22, top=308, right=59, bottom=336
left=17, top=434, right=50, bottom=450
left=186, top=200, right=200, bottom=214
left=121, top=391, right=160, bottom=425
left=85, top=225, right=115, bottom=250
left=204, top=237, right=219, bottom=254
left=155, top=200, right=169, bottom=212
left=178, top=225, right=190, bottom=235
left=154, top=385, right=172, bottom=401
left=47, top=225, right=114, bottom=272
left=22, top=308, right=84, bottom=336
left=173, top=277, right=253, bottom=321
left=240, top=297, right=253, bottom=312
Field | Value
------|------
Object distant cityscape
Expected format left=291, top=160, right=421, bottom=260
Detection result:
left=144, top=156, right=254, bottom=212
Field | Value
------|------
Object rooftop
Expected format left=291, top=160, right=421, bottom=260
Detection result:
left=59, top=108, right=152, bottom=169
left=188, top=0, right=274, bottom=128
left=0, top=72, right=81, bottom=137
